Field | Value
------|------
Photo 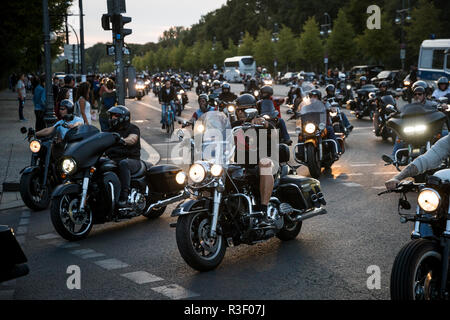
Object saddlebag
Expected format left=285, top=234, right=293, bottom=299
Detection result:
left=276, top=175, right=325, bottom=210
left=146, top=165, right=184, bottom=195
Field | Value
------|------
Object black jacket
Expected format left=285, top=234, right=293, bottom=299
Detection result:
left=159, top=87, right=177, bottom=103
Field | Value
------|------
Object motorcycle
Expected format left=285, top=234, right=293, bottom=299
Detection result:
left=336, top=81, right=353, bottom=106
left=153, top=81, right=161, bottom=97
left=144, top=79, right=151, bottom=95
left=135, top=81, right=146, bottom=100
left=293, top=100, right=344, bottom=179
left=174, top=89, right=188, bottom=116
left=327, top=98, right=350, bottom=138
left=49, top=125, right=187, bottom=241
left=347, top=84, right=378, bottom=120
left=378, top=174, right=450, bottom=300
left=382, top=102, right=448, bottom=182
left=196, top=80, right=209, bottom=96
left=373, top=95, right=398, bottom=142
left=0, top=225, right=29, bottom=283
left=401, top=74, right=413, bottom=103
left=171, top=110, right=327, bottom=271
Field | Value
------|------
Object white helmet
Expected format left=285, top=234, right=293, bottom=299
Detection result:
left=297, top=74, right=304, bottom=80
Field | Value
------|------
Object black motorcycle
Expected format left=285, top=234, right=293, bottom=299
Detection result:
left=336, top=81, right=353, bottom=106
left=347, top=84, right=378, bottom=119
left=171, top=110, right=326, bottom=271
left=174, top=89, right=189, bottom=116
left=378, top=174, right=450, bottom=300
left=294, top=101, right=344, bottom=179
left=0, top=225, right=29, bottom=283
left=401, top=74, right=413, bottom=103
left=373, top=95, right=398, bottom=142
left=382, top=103, right=447, bottom=181
left=153, top=81, right=161, bottom=97
left=196, top=80, right=210, bottom=96
left=49, top=125, right=187, bottom=241
left=327, top=98, right=350, bottom=138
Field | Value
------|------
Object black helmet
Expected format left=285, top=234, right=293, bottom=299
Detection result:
left=413, top=86, right=426, bottom=94
left=260, top=85, right=273, bottom=98
left=437, top=76, right=449, bottom=90
left=325, top=84, right=335, bottom=95
left=308, top=89, right=322, bottom=100
left=236, top=93, right=257, bottom=108
left=360, top=76, right=367, bottom=82
left=59, top=99, right=74, bottom=114
left=380, top=95, right=396, bottom=107
left=379, top=81, right=388, bottom=88
left=107, top=105, right=130, bottom=130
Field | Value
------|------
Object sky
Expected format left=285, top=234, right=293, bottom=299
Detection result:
left=67, top=0, right=228, bottom=48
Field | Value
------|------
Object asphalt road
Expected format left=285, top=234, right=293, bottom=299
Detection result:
left=0, top=84, right=414, bottom=300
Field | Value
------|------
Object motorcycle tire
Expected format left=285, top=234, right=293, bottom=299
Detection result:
left=175, top=210, right=226, bottom=272
left=390, top=239, right=444, bottom=300
left=50, top=193, right=93, bottom=241
left=20, top=170, right=51, bottom=211
left=276, top=220, right=302, bottom=241
left=137, top=96, right=142, bottom=101
left=306, top=144, right=321, bottom=179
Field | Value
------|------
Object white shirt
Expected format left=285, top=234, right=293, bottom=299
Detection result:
left=77, top=97, right=91, bottom=125
left=432, top=88, right=450, bottom=100
left=16, top=80, right=26, bottom=99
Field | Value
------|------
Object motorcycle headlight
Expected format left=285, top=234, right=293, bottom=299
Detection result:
left=254, top=90, right=259, bottom=97
left=189, top=163, right=206, bottom=183
left=346, top=84, right=352, bottom=90
left=61, top=158, right=77, bottom=175
left=29, top=140, right=41, bottom=153
left=404, top=80, right=410, bottom=86
left=175, top=172, right=187, bottom=185
left=305, top=123, right=316, bottom=134
left=418, top=188, right=440, bottom=212
left=227, top=105, right=236, bottom=113
left=177, top=94, right=182, bottom=100
left=403, top=124, right=427, bottom=135
left=211, top=164, right=223, bottom=177
left=202, top=81, right=206, bottom=86
left=330, top=112, right=337, bottom=117
left=180, top=90, right=185, bottom=94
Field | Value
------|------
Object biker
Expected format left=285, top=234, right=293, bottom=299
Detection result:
left=159, top=80, right=177, bottom=129
left=357, top=76, right=368, bottom=89
left=187, top=94, right=215, bottom=125
left=218, top=83, right=237, bottom=102
left=246, top=78, right=260, bottom=93
left=209, top=80, right=222, bottom=97
left=35, top=99, right=83, bottom=141
left=373, top=81, right=395, bottom=135
left=257, top=85, right=292, bottom=145
left=105, top=106, right=141, bottom=208
left=432, top=76, right=450, bottom=100
left=323, top=84, right=353, bottom=132
left=385, top=132, right=450, bottom=190
left=232, top=93, right=276, bottom=227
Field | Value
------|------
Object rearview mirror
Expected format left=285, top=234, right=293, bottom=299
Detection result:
left=245, top=108, right=259, bottom=121
left=382, top=155, right=393, bottom=164
left=176, top=129, right=184, bottom=141
left=439, top=97, right=448, bottom=104
left=20, top=127, right=27, bottom=134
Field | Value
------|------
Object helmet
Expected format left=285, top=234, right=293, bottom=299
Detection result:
left=260, top=85, right=273, bottom=98
left=198, top=93, right=208, bottom=104
left=236, top=93, right=257, bottom=108
left=222, top=82, right=230, bottom=90
left=59, top=99, right=74, bottom=114
left=380, top=95, right=396, bottom=107
left=437, top=76, right=449, bottom=90
left=297, top=75, right=304, bottom=81
left=339, top=73, right=346, bottom=80
left=308, top=89, right=322, bottom=100
left=213, top=80, right=221, bottom=87
left=325, top=84, right=335, bottom=95
left=413, top=86, right=426, bottom=95
left=107, top=105, right=131, bottom=130
left=262, top=68, right=267, bottom=73
left=379, top=81, right=388, bottom=88
left=360, top=76, right=367, bottom=82
left=412, top=80, right=428, bottom=90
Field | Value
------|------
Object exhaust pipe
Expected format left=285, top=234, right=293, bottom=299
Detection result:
left=145, top=190, right=189, bottom=215
left=290, top=207, right=327, bottom=222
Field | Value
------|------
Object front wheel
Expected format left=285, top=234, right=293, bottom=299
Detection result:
left=390, top=239, right=445, bottom=300
left=50, top=193, right=93, bottom=241
left=175, top=211, right=227, bottom=272
left=306, top=144, right=321, bottom=179
left=19, top=170, right=51, bottom=211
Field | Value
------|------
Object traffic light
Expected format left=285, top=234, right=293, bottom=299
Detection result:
left=101, top=14, right=111, bottom=30
left=111, top=14, right=132, bottom=39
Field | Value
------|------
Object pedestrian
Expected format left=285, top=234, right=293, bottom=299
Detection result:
left=54, top=87, right=70, bottom=120
left=16, top=73, right=27, bottom=122
left=63, top=75, right=76, bottom=103
left=74, top=81, right=92, bottom=125
left=99, top=79, right=117, bottom=131
left=33, top=75, right=46, bottom=131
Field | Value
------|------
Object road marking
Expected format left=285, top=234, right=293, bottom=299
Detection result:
left=94, top=258, right=130, bottom=270
left=21, top=211, right=30, bottom=218
left=19, top=218, right=29, bottom=225
left=121, top=271, right=164, bottom=284
left=350, top=164, right=377, bottom=167
left=56, top=242, right=80, bottom=249
left=70, top=249, right=96, bottom=256
left=81, top=252, right=106, bottom=259
left=336, top=173, right=364, bottom=177
left=16, top=226, right=27, bottom=235
left=36, top=233, right=60, bottom=240
left=151, top=284, right=200, bottom=300
left=69, top=249, right=106, bottom=259
left=341, top=182, right=362, bottom=187
left=160, top=157, right=184, bottom=162
left=372, top=172, right=399, bottom=175
left=140, top=137, right=160, bottom=165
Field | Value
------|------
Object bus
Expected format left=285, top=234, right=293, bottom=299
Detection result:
left=223, top=56, right=256, bottom=80
left=418, top=39, right=450, bottom=84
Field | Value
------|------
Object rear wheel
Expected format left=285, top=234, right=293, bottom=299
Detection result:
left=306, top=144, right=321, bottom=179
left=276, top=219, right=302, bottom=241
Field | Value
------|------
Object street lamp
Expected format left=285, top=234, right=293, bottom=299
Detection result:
left=395, top=0, right=411, bottom=71
left=238, top=31, right=244, bottom=47
left=320, top=13, right=332, bottom=77
left=272, top=23, right=279, bottom=77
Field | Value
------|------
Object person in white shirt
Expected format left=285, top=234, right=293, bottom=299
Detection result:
left=432, top=76, right=450, bottom=100
left=75, top=82, right=92, bottom=125
left=16, top=74, right=27, bottom=121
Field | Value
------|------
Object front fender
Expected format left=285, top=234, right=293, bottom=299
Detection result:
left=20, top=166, right=39, bottom=175
left=171, top=198, right=209, bottom=217
left=51, top=183, right=81, bottom=199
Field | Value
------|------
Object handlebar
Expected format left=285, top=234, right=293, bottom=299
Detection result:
left=377, top=181, right=421, bottom=196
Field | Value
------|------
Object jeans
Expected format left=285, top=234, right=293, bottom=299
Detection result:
left=34, top=110, right=45, bottom=131
left=161, top=101, right=175, bottom=124
left=18, top=98, right=25, bottom=120
left=326, top=125, right=342, bottom=153
left=341, top=113, right=351, bottom=128
left=118, top=158, right=141, bottom=200
left=278, top=118, right=290, bottom=141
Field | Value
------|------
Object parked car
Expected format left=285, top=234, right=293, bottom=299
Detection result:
left=280, top=72, right=298, bottom=84
left=371, top=70, right=402, bottom=88
left=350, top=65, right=384, bottom=85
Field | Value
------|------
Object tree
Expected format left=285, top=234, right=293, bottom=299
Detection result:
left=253, top=27, right=275, bottom=72
left=238, top=31, right=254, bottom=56
left=404, top=0, right=443, bottom=66
left=223, top=38, right=238, bottom=58
left=326, top=9, right=356, bottom=70
left=275, top=25, right=296, bottom=72
left=297, top=17, right=324, bottom=72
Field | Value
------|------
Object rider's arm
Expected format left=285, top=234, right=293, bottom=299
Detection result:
left=36, top=126, right=55, bottom=137
left=123, top=134, right=138, bottom=146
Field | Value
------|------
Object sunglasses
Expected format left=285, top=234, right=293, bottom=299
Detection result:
left=414, top=93, right=424, bottom=96
left=59, top=107, right=67, bottom=110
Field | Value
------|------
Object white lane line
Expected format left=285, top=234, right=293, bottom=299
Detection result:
left=350, top=164, right=377, bottom=167
left=36, top=233, right=60, bottom=240
left=94, top=259, right=130, bottom=270
left=19, top=218, right=29, bottom=225
left=21, top=211, right=30, bottom=218
left=151, top=284, right=200, bottom=300
left=70, top=249, right=96, bottom=256
left=80, top=252, right=106, bottom=259
left=56, top=242, right=80, bottom=249
left=341, top=182, right=362, bottom=187
left=121, top=271, right=164, bottom=284
left=372, top=172, right=399, bottom=175
left=16, top=226, right=27, bottom=235
left=140, top=137, right=160, bottom=165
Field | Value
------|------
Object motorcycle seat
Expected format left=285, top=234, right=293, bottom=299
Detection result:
left=131, top=161, right=147, bottom=179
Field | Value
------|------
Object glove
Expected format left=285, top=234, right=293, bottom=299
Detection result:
left=118, top=138, right=127, bottom=146
left=385, top=178, right=400, bottom=191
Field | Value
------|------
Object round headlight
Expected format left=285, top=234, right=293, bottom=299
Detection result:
left=175, top=172, right=187, bottom=185
left=418, top=188, right=440, bottom=212
left=211, top=164, right=223, bottom=177
left=254, top=90, right=259, bottom=97
left=227, top=105, right=236, bottom=113
left=346, top=84, right=352, bottom=90
left=305, top=123, right=316, bottom=134
left=189, top=163, right=206, bottom=183
left=29, top=140, right=41, bottom=153
left=61, top=158, right=77, bottom=175
left=202, top=81, right=206, bottom=86
left=197, top=124, right=205, bottom=133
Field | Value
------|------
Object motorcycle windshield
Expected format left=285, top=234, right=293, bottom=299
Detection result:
left=299, top=100, right=327, bottom=126
left=194, top=111, right=233, bottom=165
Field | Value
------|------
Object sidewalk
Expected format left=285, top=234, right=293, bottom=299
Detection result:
left=0, top=89, right=160, bottom=211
